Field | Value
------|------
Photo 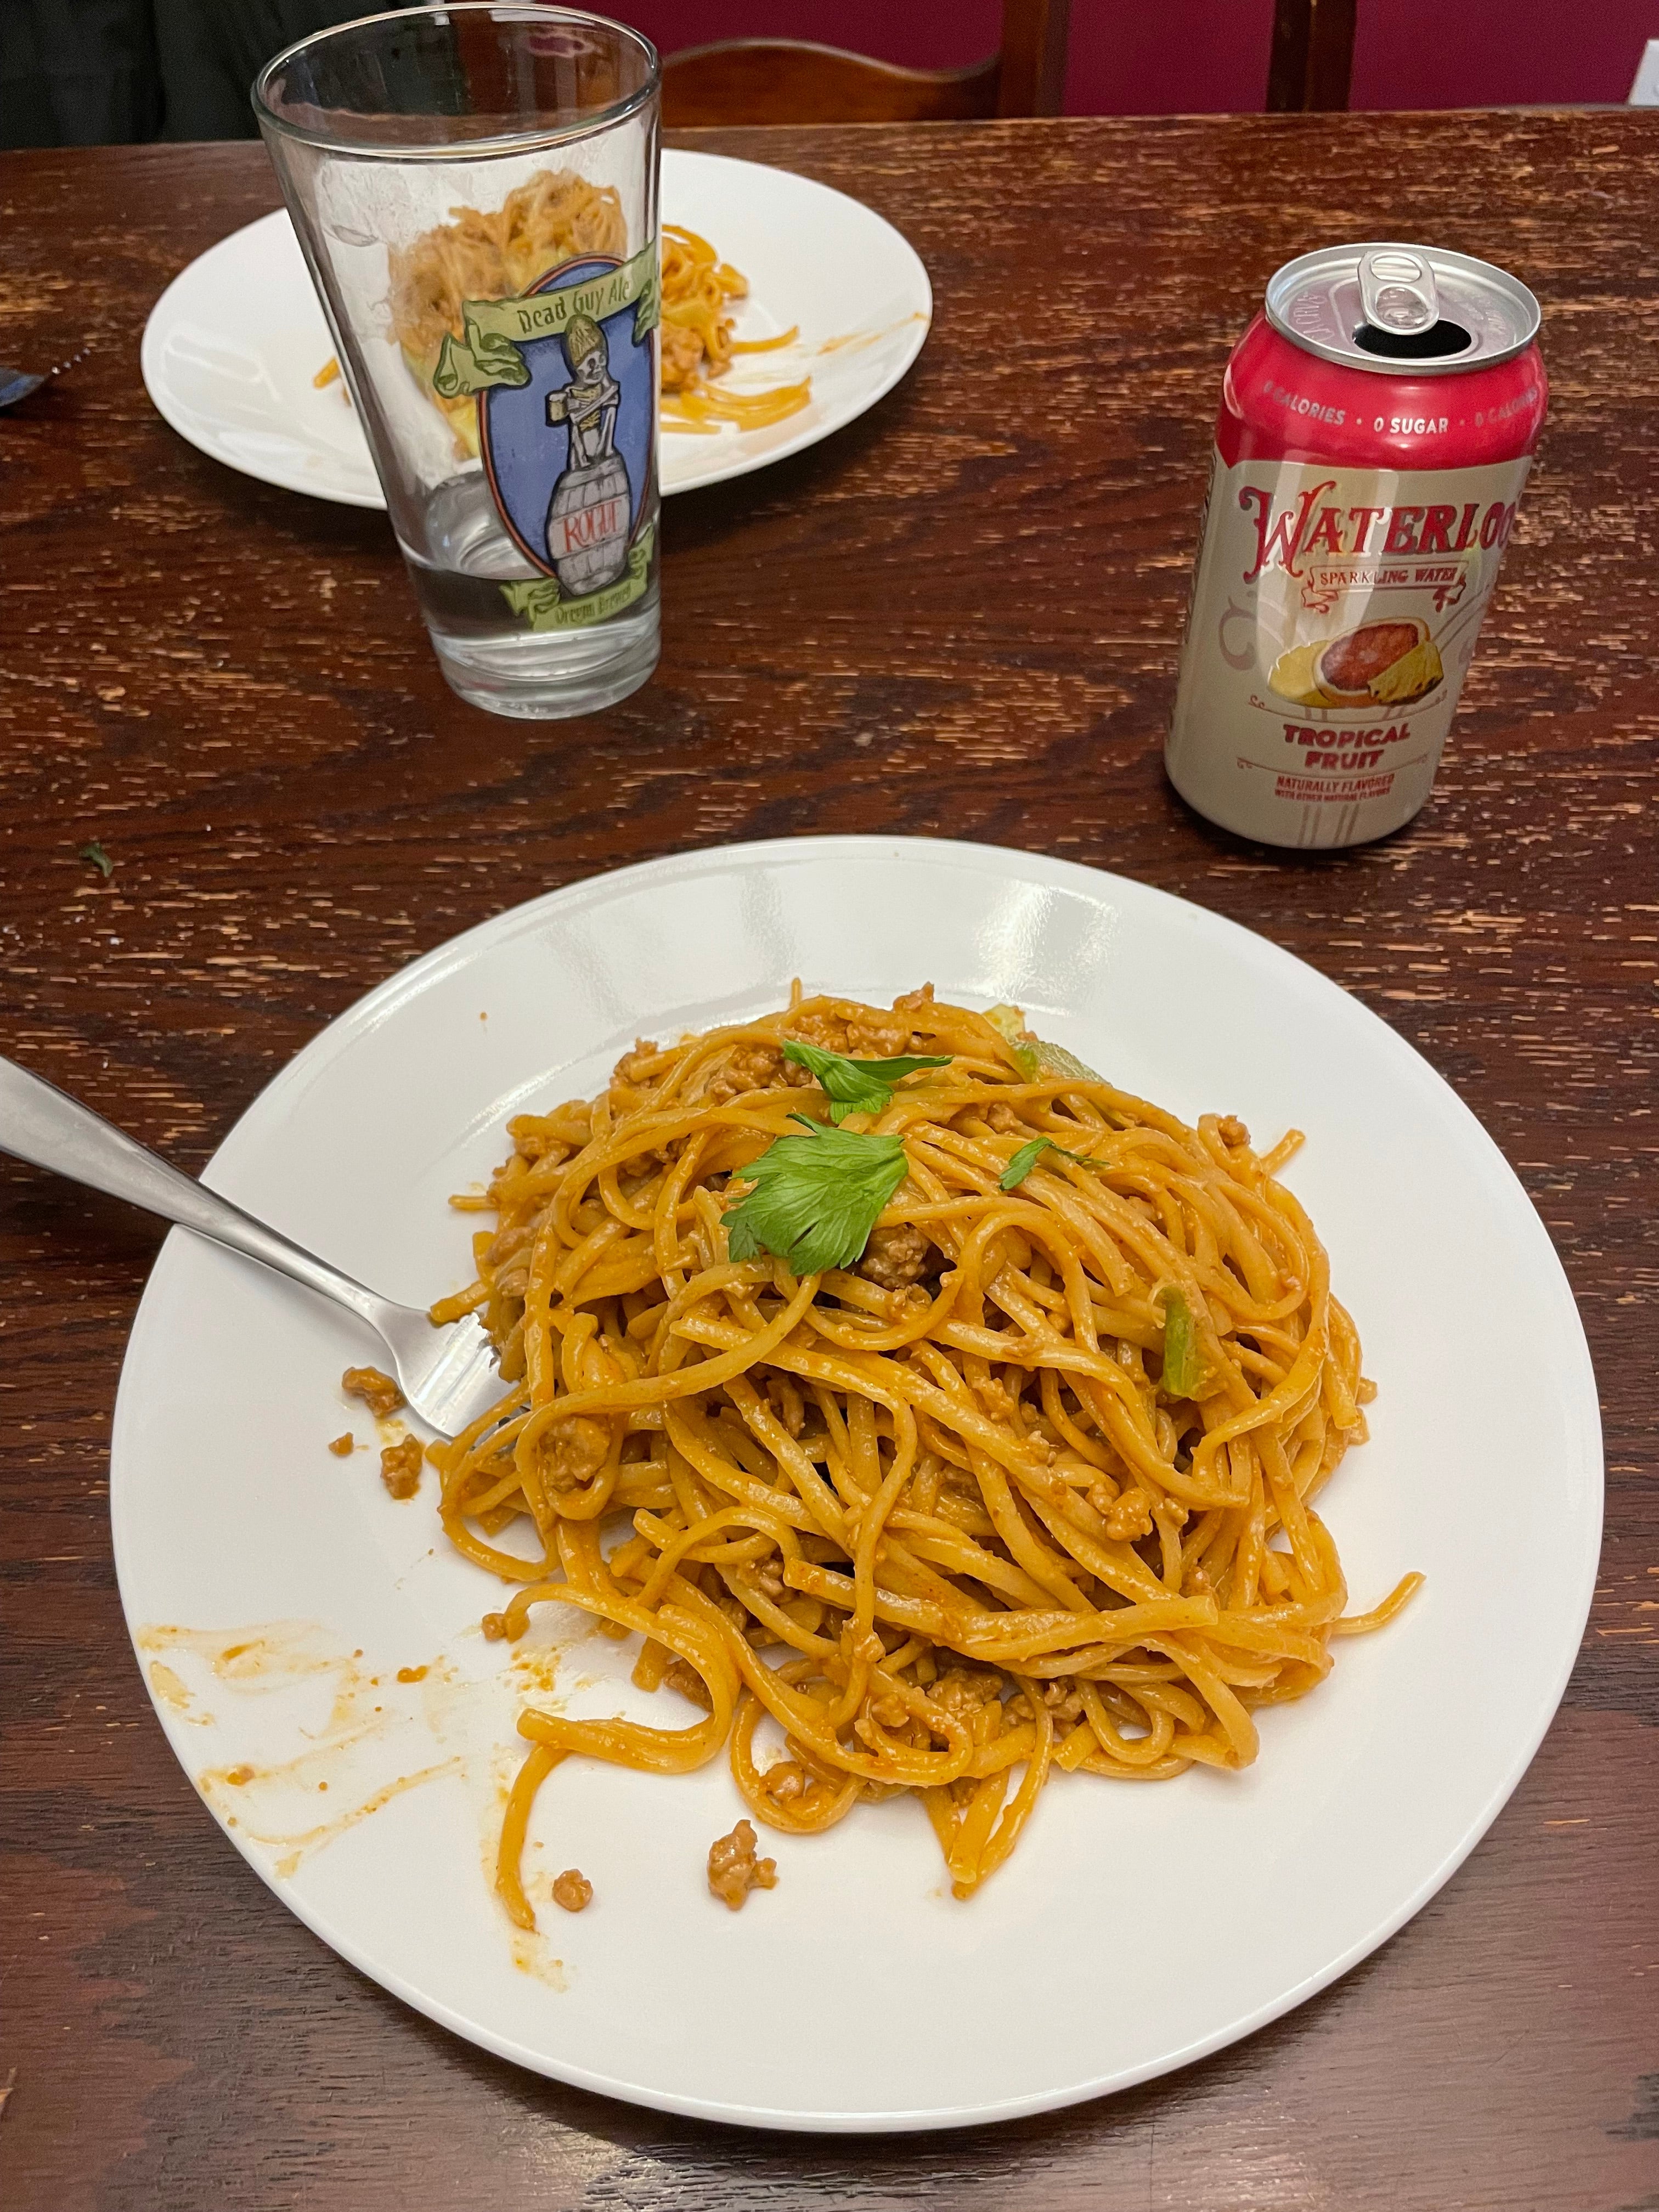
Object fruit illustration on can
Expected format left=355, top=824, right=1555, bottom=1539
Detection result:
left=1268, top=617, right=1444, bottom=709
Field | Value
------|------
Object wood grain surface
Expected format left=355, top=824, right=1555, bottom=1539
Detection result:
left=1, top=113, right=1656, bottom=2212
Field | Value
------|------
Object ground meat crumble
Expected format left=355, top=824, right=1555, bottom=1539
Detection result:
left=663, top=1658, right=714, bottom=1711
left=379, top=1436, right=423, bottom=1500
left=659, top=321, right=704, bottom=388
left=856, top=1222, right=931, bottom=1290
left=707, top=1818, right=778, bottom=1910
left=342, top=1365, right=403, bottom=1418
left=551, top=1869, right=593, bottom=1913
left=702, top=1041, right=809, bottom=1104
left=546, top=1414, right=611, bottom=1493
left=1087, top=1483, right=1153, bottom=1541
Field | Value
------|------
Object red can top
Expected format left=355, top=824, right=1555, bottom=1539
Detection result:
left=1218, top=313, right=1548, bottom=471
left=1219, top=245, right=1547, bottom=470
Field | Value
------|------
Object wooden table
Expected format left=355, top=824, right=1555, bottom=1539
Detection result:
left=2, top=111, right=1655, bottom=2212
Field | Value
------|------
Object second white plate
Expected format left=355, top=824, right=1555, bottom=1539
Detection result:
left=139, top=149, right=932, bottom=509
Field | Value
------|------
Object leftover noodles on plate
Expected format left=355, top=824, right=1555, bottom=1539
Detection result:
left=359, top=168, right=810, bottom=456
left=412, top=988, right=1419, bottom=1928
left=656, top=224, right=810, bottom=436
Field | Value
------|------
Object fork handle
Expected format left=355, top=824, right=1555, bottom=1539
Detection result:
left=0, top=1053, right=379, bottom=1323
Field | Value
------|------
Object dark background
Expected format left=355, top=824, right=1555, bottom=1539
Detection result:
left=8, top=0, right=1659, bottom=148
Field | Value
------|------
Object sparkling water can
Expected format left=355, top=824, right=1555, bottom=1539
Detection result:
left=1165, top=243, right=1547, bottom=848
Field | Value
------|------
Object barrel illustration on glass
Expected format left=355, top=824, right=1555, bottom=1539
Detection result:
left=544, top=313, right=631, bottom=595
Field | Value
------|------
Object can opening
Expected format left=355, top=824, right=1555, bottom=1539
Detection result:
left=1352, top=318, right=1474, bottom=360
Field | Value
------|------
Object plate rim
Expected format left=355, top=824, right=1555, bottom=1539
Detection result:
left=139, top=207, right=388, bottom=511
left=109, top=833, right=1604, bottom=2132
left=138, top=150, right=933, bottom=511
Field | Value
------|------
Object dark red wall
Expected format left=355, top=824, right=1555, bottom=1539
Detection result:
left=1351, top=0, right=1658, bottom=106
left=621, top=0, right=1659, bottom=112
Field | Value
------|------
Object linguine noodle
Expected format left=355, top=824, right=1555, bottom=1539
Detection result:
left=426, top=987, right=1419, bottom=1928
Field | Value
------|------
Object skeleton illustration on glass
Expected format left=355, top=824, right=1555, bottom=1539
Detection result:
left=544, top=312, right=631, bottom=596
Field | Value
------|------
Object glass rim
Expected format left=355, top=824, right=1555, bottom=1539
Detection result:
left=252, top=3, right=661, bottom=161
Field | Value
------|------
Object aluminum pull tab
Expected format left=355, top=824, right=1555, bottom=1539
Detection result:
left=1359, top=248, right=1440, bottom=334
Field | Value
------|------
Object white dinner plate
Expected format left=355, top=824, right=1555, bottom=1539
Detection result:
left=139, top=149, right=931, bottom=508
left=110, top=837, right=1601, bottom=2132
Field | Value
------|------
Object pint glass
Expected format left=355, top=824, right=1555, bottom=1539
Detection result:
left=257, top=6, right=662, bottom=718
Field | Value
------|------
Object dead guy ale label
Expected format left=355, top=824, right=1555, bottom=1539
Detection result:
left=434, top=244, right=660, bottom=631
left=1167, top=452, right=1531, bottom=849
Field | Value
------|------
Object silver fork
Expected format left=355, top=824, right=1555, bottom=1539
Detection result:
left=0, top=343, right=93, bottom=412
left=0, top=1053, right=505, bottom=1438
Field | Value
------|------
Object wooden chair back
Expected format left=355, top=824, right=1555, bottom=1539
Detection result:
left=1266, top=0, right=1357, bottom=111
left=662, top=0, right=1071, bottom=126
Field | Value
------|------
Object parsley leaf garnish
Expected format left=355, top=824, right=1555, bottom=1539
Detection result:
left=985, top=1005, right=1098, bottom=1082
left=78, top=840, right=115, bottom=879
left=781, top=1040, right=952, bottom=1124
left=724, top=1122, right=910, bottom=1276
left=1160, top=1289, right=1205, bottom=1398
left=998, top=1135, right=1110, bottom=1191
